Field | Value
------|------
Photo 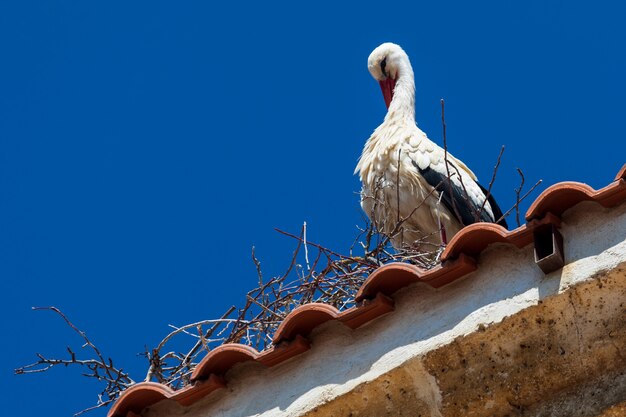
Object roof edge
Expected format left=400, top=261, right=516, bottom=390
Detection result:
left=108, top=164, right=626, bottom=417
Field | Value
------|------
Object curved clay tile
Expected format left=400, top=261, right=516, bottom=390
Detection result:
left=272, top=294, right=395, bottom=344
left=170, top=375, right=226, bottom=406
left=354, top=254, right=476, bottom=302
left=191, top=336, right=311, bottom=382
left=108, top=376, right=226, bottom=417
left=526, top=166, right=626, bottom=221
left=355, top=263, right=423, bottom=302
left=526, top=182, right=601, bottom=221
left=440, top=223, right=530, bottom=262
left=440, top=214, right=564, bottom=263
left=107, top=382, right=174, bottom=417
left=190, top=343, right=259, bottom=380
left=255, top=335, right=311, bottom=366
left=272, top=304, right=340, bottom=344
left=339, top=292, right=394, bottom=328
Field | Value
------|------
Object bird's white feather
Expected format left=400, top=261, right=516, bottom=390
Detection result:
left=356, top=43, right=495, bottom=249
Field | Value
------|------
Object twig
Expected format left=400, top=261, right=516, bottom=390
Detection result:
left=303, top=221, right=311, bottom=271
left=497, top=169, right=542, bottom=226
left=252, top=246, right=263, bottom=285
left=515, top=168, right=525, bottom=226
left=15, top=307, right=133, bottom=416
left=480, top=145, right=505, bottom=215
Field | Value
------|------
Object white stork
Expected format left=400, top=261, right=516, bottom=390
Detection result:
left=355, top=42, right=507, bottom=249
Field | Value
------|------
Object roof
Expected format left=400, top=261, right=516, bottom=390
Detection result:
left=109, top=164, right=626, bottom=417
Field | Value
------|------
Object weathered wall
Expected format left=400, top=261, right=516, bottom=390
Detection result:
left=303, top=263, right=626, bottom=416
left=145, top=201, right=626, bottom=417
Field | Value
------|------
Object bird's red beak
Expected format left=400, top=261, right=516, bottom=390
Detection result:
left=379, top=78, right=396, bottom=109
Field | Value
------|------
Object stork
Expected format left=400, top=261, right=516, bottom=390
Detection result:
left=355, top=42, right=508, bottom=249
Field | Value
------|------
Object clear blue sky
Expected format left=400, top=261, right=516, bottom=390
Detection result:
left=2, top=1, right=625, bottom=416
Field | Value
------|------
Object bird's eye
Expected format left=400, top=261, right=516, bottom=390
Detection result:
left=381, top=57, right=388, bottom=78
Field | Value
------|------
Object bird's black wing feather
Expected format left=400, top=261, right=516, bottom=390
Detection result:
left=413, top=161, right=503, bottom=227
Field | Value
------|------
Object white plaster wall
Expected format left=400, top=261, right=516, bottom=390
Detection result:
left=146, top=201, right=626, bottom=417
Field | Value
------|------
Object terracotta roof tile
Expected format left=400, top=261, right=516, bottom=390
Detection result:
left=191, top=335, right=311, bottom=382
left=108, top=164, right=626, bottom=417
left=108, top=376, right=225, bottom=417
left=526, top=163, right=626, bottom=220
left=355, top=254, right=476, bottom=302
left=439, top=213, right=561, bottom=262
left=273, top=292, right=394, bottom=344
left=191, top=343, right=260, bottom=377
left=272, top=304, right=343, bottom=344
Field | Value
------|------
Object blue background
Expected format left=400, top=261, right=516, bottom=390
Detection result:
left=2, top=1, right=625, bottom=416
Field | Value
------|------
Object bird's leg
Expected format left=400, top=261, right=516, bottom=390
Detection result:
left=436, top=191, right=447, bottom=245
left=440, top=225, right=448, bottom=245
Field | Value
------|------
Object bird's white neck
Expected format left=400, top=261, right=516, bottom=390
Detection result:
left=385, top=61, right=415, bottom=123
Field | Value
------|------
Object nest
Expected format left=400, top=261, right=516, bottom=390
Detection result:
left=143, top=218, right=443, bottom=389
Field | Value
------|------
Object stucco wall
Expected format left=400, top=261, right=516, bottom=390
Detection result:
left=303, top=263, right=626, bottom=416
left=145, top=201, right=626, bottom=417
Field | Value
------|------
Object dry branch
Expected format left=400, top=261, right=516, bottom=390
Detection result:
left=14, top=307, right=133, bottom=416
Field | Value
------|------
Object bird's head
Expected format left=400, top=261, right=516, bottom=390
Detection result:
left=367, top=43, right=410, bottom=109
